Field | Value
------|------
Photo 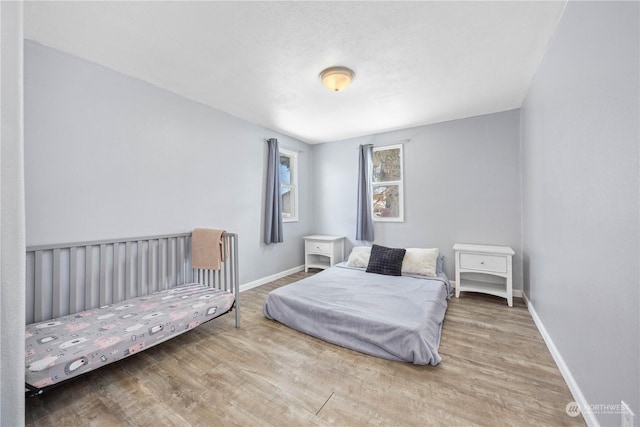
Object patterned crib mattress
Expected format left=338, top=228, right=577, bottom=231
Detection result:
left=25, top=283, right=235, bottom=389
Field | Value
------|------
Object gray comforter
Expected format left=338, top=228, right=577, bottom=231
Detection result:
left=263, top=264, right=451, bottom=365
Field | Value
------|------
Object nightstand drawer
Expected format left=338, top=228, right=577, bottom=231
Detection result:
left=305, top=241, right=331, bottom=255
left=459, top=253, right=507, bottom=273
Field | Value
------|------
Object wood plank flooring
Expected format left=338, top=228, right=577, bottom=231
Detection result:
left=25, top=270, right=585, bottom=426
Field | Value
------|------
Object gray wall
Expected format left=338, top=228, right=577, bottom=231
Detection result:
left=313, top=110, right=522, bottom=288
left=1, top=2, right=26, bottom=426
left=24, top=41, right=314, bottom=285
left=520, top=1, right=639, bottom=425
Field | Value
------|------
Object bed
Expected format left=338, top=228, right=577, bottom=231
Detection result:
left=264, top=245, right=452, bottom=365
left=25, top=231, right=239, bottom=396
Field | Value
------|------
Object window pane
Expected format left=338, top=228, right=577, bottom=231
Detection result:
left=373, top=148, right=401, bottom=182
left=281, top=187, right=294, bottom=218
left=279, top=155, right=291, bottom=185
left=373, top=185, right=400, bottom=218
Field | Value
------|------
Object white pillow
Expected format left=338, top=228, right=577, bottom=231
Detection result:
left=345, top=246, right=372, bottom=268
left=401, top=248, right=439, bottom=277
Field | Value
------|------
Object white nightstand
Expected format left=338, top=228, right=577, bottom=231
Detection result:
left=453, top=243, right=515, bottom=307
left=303, top=235, right=345, bottom=272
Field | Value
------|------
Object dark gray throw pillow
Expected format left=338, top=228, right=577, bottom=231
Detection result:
left=366, top=244, right=406, bottom=276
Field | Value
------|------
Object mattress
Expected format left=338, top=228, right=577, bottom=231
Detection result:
left=264, top=264, right=451, bottom=365
left=25, top=283, right=235, bottom=389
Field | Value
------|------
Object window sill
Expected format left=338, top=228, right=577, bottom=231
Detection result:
left=373, top=218, right=404, bottom=223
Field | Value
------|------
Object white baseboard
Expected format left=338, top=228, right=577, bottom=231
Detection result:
left=522, top=293, right=599, bottom=427
left=449, top=280, right=523, bottom=298
left=239, top=265, right=305, bottom=293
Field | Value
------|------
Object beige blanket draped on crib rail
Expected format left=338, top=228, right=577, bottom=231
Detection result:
left=192, top=228, right=226, bottom=270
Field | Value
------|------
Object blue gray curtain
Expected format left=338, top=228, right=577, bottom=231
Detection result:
left=356, top=144, right=375, bottom=241
left=264, top=138, right=283, bottom=244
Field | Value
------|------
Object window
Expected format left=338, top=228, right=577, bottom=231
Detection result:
left=372, top=144, right=404, bottom=222
left=279, top=148, right=298, bottom=222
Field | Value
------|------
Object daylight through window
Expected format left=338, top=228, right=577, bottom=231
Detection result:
left=279, top=148, right=298, bottom=222
left=372, top=144, right=404, bottom=222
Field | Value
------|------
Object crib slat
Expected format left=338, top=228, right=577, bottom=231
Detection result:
left=177, top=237, right=183, bottom=285
left=26, top=252, right=35, bottom=324
left=85, top=245, right=95, bottom=310
left=113, top=243, right=122, bottom=303
left=137, top=241, right=144, bottom=296
left=125, top=241, right=134, bottom=298
left=185, top=236, right=193, bottom=283
left=159, top=239, right=167, bottom=290
left=52, top=249, right=62, bottom=318
left=168, top=238, right=176, bottom=287
left=157, top=239, right=162, bottom=290
left=34, top=251, right=45, bottom=322
left=149, top=240, right=156, bottom=293
left=69, top=247, right=79, bottom=313
left=175, top=237, right=180, bottom=285
left=99, top=245, right=107, bottom=306
left=155, top=240, right=161, bottom=290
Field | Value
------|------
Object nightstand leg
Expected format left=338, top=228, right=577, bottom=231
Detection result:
left=455, top=254, right=460, bottom=298
left=507, top=255, right=513, bottom=307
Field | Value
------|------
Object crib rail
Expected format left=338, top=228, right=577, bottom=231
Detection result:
left=26, top=232, right=239, bottom=326
left=193, top=233, right=240, bottom=327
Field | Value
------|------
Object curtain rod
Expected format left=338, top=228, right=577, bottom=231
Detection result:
left=280, top=145, right=304, bottom=154
left=377, top=138, right=411, bottom=146
left=358, top=138, right=411, bottom=149
left=264, top=139, right=304, bottom=154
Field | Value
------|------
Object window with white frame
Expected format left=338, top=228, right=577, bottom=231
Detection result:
left=279, top=148, right=298, bottom=222
left=372, top=144, right=404, bottom=222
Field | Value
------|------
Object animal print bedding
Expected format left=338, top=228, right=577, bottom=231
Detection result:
left=25, top=283, right=235, bottom=389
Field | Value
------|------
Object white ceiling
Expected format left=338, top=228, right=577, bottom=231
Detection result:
left=24, top=1, right=566, bottom=144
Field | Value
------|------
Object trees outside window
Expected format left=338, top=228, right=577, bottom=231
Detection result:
left=372, top=144, right=404, bottom=222
left=279, top=148, right=298, bottom=222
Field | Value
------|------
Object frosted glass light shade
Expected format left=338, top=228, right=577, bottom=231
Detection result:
left=320, top=66, right=355, bottom=92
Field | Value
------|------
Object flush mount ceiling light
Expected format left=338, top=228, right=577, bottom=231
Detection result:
left=320, top=66, right=355, bottom=92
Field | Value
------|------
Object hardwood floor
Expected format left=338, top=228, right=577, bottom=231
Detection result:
left=25, top=270, right=585, bottom=426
